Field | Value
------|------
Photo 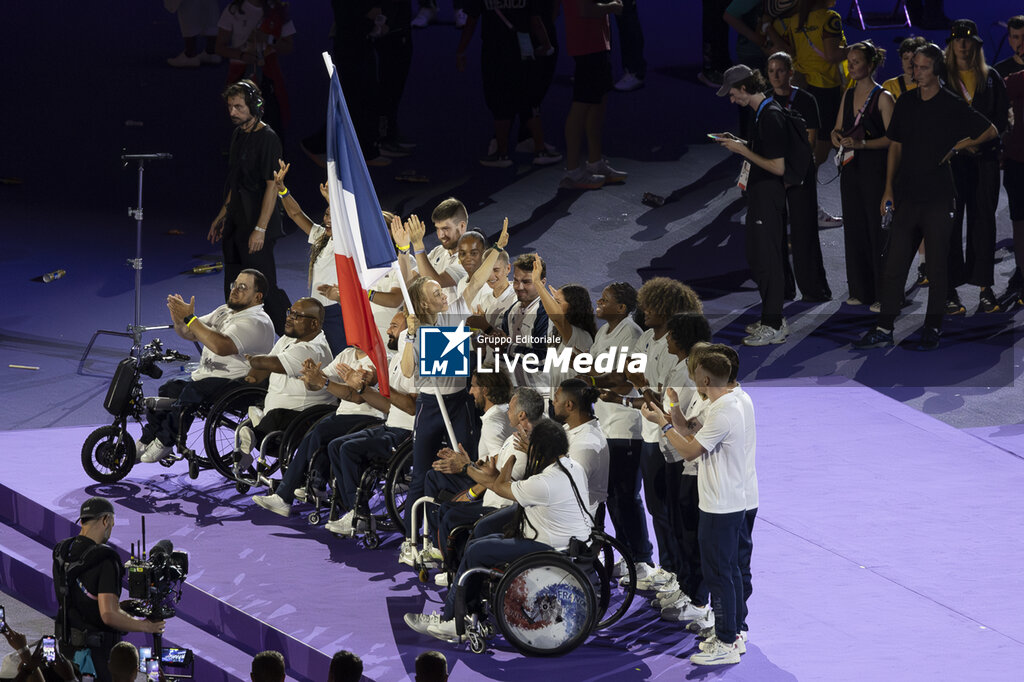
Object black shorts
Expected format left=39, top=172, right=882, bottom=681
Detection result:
left=805, top=84, right=841, bottom=141
left=572, top=51, right=612, bottom=104
left=481, top=52, right=525, bottom=119
left=1004, top=158, right=1024, bottom=221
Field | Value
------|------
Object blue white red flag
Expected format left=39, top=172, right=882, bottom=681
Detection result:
left=326, top=65, right=396, bottom=395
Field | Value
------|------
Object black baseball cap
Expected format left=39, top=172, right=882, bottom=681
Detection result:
left=77, top=496, right=115, bottom=523
left=949, top=19, right=983, bottom=45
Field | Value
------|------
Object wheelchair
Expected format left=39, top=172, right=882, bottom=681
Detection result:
left=451, top=530, right=638, bottom=656
left=341, top=435, right=414, bottom=548
left=201, top=383, right=270, bottom=490
left=81, top=339, right=193, bottom=483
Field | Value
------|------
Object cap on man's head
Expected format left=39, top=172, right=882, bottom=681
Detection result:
left=949, top=19, right=983, bottom=45
left=716, top=64, right=754, bottom=97
left=77, top=496, right=115, bottom=523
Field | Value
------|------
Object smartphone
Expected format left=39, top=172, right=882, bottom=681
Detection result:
left=42, top=636, right=57, bottom=663
left=706, top=133, right=724, bottom=140
left=139, top=647, right=152, bottom=673
left=146, top=657, right=161, bottom=682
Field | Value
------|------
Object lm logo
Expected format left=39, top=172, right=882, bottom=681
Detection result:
left=418, top=323, right=473, bottom=377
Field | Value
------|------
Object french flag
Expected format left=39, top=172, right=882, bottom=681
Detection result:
left=325, top=64, right=397, bottom=396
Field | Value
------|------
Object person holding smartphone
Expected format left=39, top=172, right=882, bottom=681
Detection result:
left=52, top=498, right=165, bottom=682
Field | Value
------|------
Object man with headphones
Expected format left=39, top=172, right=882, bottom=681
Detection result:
left=209, top=79, right=292, bottom=335
left=853, top=44, right=996, bottom=351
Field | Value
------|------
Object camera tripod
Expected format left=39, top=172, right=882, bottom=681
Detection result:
left=79, top=152, right=175, bottom=371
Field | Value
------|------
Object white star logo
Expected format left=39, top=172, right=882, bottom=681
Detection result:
left=439, top=321, right=473, bottom=358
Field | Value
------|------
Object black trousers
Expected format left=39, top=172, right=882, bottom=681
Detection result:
left=949, top=154, right=1000, bottom=290
left=840, top=154, right=887, bottom=302
left=375, top=30, right=413, bottom=143
left=669, top=470, right=706, bottom=606
left=605, top=438, right=653, bottom=565
left=222, top=224, right=290, bottom=336
left=785, top=180, right=832, bottom=300
left=877, top=196, right=956, bottom=330
left=142, top=376, right=236, bottom=447
left=640, top=442, right=677, bottom=574
left=745, top=180, right=787, bottom=328
left=334, top=37, right=380, bottom=159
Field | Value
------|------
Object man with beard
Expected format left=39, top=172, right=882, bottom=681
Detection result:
left=209, top=80, right=291, bottom=334
left=136, top=269, right=276, bottom=464
left=552, top=378, right=609, bottom=517
left=233, top=297, right=335, bottom=473
left=251, top=312, right=410, bottom=518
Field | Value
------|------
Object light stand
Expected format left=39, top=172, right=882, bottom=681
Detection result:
left=80, top=153, right=174, bottom=369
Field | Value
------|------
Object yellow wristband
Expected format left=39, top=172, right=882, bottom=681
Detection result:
left=186, top=315, right=198, bottom=328
left=397, top=244, right=410, bottom=252
left=278, top=187, right=289, bottom=197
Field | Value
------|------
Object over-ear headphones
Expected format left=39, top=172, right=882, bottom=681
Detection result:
left=236, top=79, right=264, bottom=121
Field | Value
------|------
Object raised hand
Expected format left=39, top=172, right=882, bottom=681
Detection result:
left=390, top=214, right=410, bottom=250
left=273, top=159, right=290, bottom=193
left=407, top=214, right=426, bottom=246
left=496, top=217, right=510, bottom=249
left=319, top=182, right=330, bottom=202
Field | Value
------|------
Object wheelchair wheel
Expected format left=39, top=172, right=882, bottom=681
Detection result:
left=277, top=404, right=338, bottom=473
left=383, top=439, right=414, bottom=535
left=493, top=552, right=597, bottom=657
left=82, top=425, right=136, bottom=483
left=202, top=385, right=266, bottom=480
left=592, top=532, right=637, bottom=630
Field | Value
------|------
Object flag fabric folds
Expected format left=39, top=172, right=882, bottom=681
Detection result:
left=326, top=66, right=396, bottom=396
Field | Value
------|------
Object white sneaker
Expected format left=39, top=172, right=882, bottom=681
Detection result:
left=661, top=600, right=711, bottom=623
left=611, top=558, right=628, bottom=579
left=411, top=6, right=435, bottom=28
left=404, top=611, right=443, bottom=635
left=425, top=617, right=461, bottom=643
left=634, top=562, right=658, bottom=584
left=252, top=493, right=292, bottom=517
left=325, top=510, right=355, bottom=535
left=141, top=439, right=173, bottom=463
left=652, top=574, right=679, bottom=595
left=869, top=301, right=881, bottom=313
left=743, top=320, right=788, bottom=346
left=685, top=606, right=715, bottom=633
left=690, top=637, right=741, bottom=665
left=586, top=158, right=627, bottom=183
left=744, top=321, right=761, bottom=334
left=166, top=52, right=201, bottom=68
left=614, top=72, right=645, bottom=92
left=532, top=150, right=563, bottom=166
left=135, top=439, right=149, bottom=462
left=817, top=206, right=843, bottom=228
left=293, top=487, right=308, bottom=502
left=651, top=588, right=690, bottom=609
left=699, top=632, right=747, bottom=653
left=423, top=543, right=444, bottom=562
left=635, top=566, right=675, bottom=591
left=236, top=425, right=254, bottom=454
left=434, top=572, right=449, bottom=587
left=454, top=8, right=468, bottom=27
left=399, top=539, right=416, bottom=566
left=559, top=167, right=605, bottom=190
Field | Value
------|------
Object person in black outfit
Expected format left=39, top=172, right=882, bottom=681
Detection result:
left=944, top=20, right=1010, bottom=314
left=993, top=15, right=1024, bottom=79
left=830, top=42, right=895, bottom=308
left=375, top=1, right=414, bottom=155
left=53, top=498, right=164, bottom=682
left=715, top=64, right=790, bottom=346
left=764, top=51, right=831, bottom=303
left=854, top=44, right=996, bottom=352
left=209, top=79, right=291, bottom=335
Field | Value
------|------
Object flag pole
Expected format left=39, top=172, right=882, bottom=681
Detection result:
left=321, top=52, right=458, bottom=449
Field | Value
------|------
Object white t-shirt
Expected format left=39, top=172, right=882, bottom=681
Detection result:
left=384, top=337, right=417, bottom=431
left=263, top=332, right=336, bottom=413
left=591, top=319, right=643, bottom=441
left=546, top=324, right=593, bottom=393
left=482, top=434, right=528, bottom=509
left=693, top=393, right=748, bottom=515
left=637, top=330, right=674, bottom=443
left=479, top=404, right=514, bottom=460
left=369, top=267, right=403, bottom=342
left=217, top=1, right=296, bottom=52
left=426, top=244, right=467, bottom=286
left=308, top=224, right=338, bottom=307
left=324, top=347, right=384, bottom=418
left=511, top=457, right=593, bottom=549
left=471, top=282, right=516, bottom=328
left=659, top=359, right=696, bottom=464
left=566, top=419, right=609, bottom=515
left=503, top=297, right=548, bottom=397
left=682, top=391, right=711, bottom=477
left=191, top=304, right=275, bottom=381
left=733, top=385, right=758, bottom=510
left=411, top=296, right=471, bottom=395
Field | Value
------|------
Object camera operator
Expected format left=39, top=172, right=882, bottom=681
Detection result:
left=52, top=498, right=164, bottom=682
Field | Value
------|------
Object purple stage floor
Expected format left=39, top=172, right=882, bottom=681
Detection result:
left=2, top=377, right=1023, bottom=680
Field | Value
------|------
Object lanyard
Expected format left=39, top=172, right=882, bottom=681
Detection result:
left=754, top=97, right=771, bottom=124
left=959, top=78, right=973, bottom=103
left=851, top=85, right=881, bottom=129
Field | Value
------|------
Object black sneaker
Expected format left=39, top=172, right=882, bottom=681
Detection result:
left=945, top=295, right=965, bottom=316
left=978, top=287, right=1001, bottom=314
left=914, top=263, right=929, bottom=287
left=909, top=326, right=941, bottom=352
left=852, top=327, right=894, bottom=349
left=479, top=153, right=512, bottom=168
